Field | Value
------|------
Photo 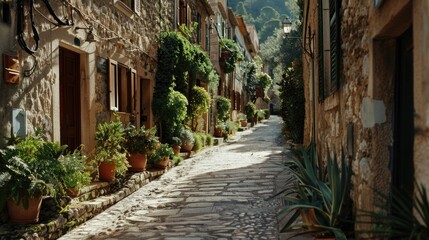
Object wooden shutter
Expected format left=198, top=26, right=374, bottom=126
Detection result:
left=133, top=0, right=141, bottom=16
left=108, top=59, right=118, bottom=111
left=131, top=69, right=137, bottom=113
left=329, top=0, right=340, bottom=93
left=317, top=0, right=325, bottom=101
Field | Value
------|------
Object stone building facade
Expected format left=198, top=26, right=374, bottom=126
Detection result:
left=0, top=0, right=233, bottom=150
left=302, top=0, right=429, bottom=233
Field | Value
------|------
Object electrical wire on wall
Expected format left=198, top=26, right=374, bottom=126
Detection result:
left=16, top=0, right=72, bottom=77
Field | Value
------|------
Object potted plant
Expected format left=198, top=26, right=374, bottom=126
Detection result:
left=237, top=113, right=248, bottom=127
left=179, top=128, right=194, bottom=152
left=219, top=38, right=243, bottom=73
left=244, top=102, right=256, bottom=126
left=214, top=122, right=225, bottom=138
left=0, top=153, right=52, bottom=224
left=59, top=148, right=91, bottom=198
left=152, top=143, right=174, bottom=169
left=123, top=125, right=158, bottom=172
left=92, top=115, right=129, bottom=182
left=170, top=137, right=182, bottom=155
left=0, top=134, right=61, bottom=224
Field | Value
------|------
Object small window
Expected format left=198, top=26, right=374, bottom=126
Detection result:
left=1, top=3, right=11, bottom=24
left=205, top=20, right=210, bottom=52
left=114, top=0, right=140, bottom=17
left=109, top=60, right=136, bottom=113
left=318, top=0, right=341, bottom=100
left=179, top=0, right=187, bottom=26
left=196, top=13, right=202, bottom=44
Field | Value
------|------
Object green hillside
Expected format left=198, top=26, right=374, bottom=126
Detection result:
left=229, top=0, right=299, bottom=43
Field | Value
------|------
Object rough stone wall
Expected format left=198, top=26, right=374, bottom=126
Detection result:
left=0, top=0, right=174, bottom=147
left=305, top=0, right=390, bottom=231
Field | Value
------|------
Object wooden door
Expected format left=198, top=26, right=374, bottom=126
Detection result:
left=59, top=47, right=81, bottom=150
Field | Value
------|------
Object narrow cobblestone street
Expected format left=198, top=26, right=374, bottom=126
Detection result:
left=60, top=116, right=292, bottom=240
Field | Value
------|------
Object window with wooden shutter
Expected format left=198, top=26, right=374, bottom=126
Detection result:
left=329, top=0, right=340, bottom=93
left=109, top=59, right=119, bottom=111
left=134, top=0, right=141, bottom=16
left=113, top=0, right=140, bottom=17
left=317, top=0, right=341, bottom=101
left=108, top=59, right=136, bottom=113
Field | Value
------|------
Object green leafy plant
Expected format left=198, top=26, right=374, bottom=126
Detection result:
left=278, top=60, right=304, bottom=144
left=92, top=115, right=128, bottom=176
left=226, top=120, right=238, bottom=135
left=153, top=89, right=188, bottom=142
left=0, top=152, right=51, bottom=209
left=0, top=134, right=68, bottom=209
left=216, top=96, right=231, bottom=123
left=244, top=102, right=256, bottom=121
left=359, top=183, right=429, bottom=239
left=123, top=125, right=159, bottom=155
left=188, top=86, right=211, bottom=131
left=151, top=143, right=174, bottom=163
left=280, top=144, right=353, bottom=239
left=171, top=137, right=182, bottom=147
left=237, top=112, right=247, bottom=121
left=192, top=132, right=207, bottom=152
left=59, top=149, right=91, bottom=190
left=178, top=128, right=195, bottom=147
left=219, top=38, right=243, bottom=73
left=256, top=109, right=266, bottom=121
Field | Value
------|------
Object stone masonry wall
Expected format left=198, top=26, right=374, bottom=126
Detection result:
left=0, top=0, right=174, bottom=147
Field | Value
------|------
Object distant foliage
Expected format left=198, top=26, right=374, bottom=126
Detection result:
left=278, top=60, right=304, bottom=143
left=229, top=0, right=300, bottom=44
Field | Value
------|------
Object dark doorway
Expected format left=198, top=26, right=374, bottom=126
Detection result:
left=392, top=26, right=414, bottom=193
left=59, top=47, right=81, bottom=150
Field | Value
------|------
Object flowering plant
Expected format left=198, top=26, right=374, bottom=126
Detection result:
left=123, top=125, right=159, bottom=155
left=151, top=143, right=174, bottom=162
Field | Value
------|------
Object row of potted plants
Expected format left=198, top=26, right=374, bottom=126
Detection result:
left=0, top=115, right=186, bottom=225
left=0, top=133, right=91, bottom=224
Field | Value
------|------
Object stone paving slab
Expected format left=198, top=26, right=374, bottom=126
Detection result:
left=59, top=116, right=312, bottom=240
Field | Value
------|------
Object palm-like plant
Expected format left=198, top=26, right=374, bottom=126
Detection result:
left=359, top=183, right=429, bottom=239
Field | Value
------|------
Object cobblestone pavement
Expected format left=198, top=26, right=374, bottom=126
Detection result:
left=60, top=116, right=304, bottom=240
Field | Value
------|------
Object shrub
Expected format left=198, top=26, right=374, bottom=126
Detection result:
left=153, top=89, right=188, bottom=142
left=256, top=109, right=265, bottom=121
left=219, top=38, right=243, bottom=73
left=60, top=149, right=91, bottom=190
left=279, top=60, right=304, bottom=143
left=244, top=102, right=256, bottom=121
left=123, top=125, right=159, bottom=155
left=192, top=133, right=204, bottom=152
left=188, top=86, right=211, bottom=131
left=205, top=134, right=214, bottom=146
left=178, top=128, right=194, bottom=146
left=263, top=109, right=271, bottom=119
left=216, top=96, right=231, bottom=122
left=93, top=115, right=128, bottom=176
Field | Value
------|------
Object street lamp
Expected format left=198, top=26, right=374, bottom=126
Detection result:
left=282, top=17, right=293, bottom=34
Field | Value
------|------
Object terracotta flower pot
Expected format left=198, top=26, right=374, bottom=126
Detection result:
left=65, top=188, right=80, bottom=198
left=98, top=162, right=116, bottom=182
left=172, top=145, right=181, bottom=155
left=127, top=153, right=147, bottom=172
left=214, top=127, right=223, bottom=137
left=7, top=195, right=43, bottom=224
left=181, top=144, right=193, bottom=152
left=154, top=157, right=170, bottom=169
left=240, top=120, right=248, bottom=127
